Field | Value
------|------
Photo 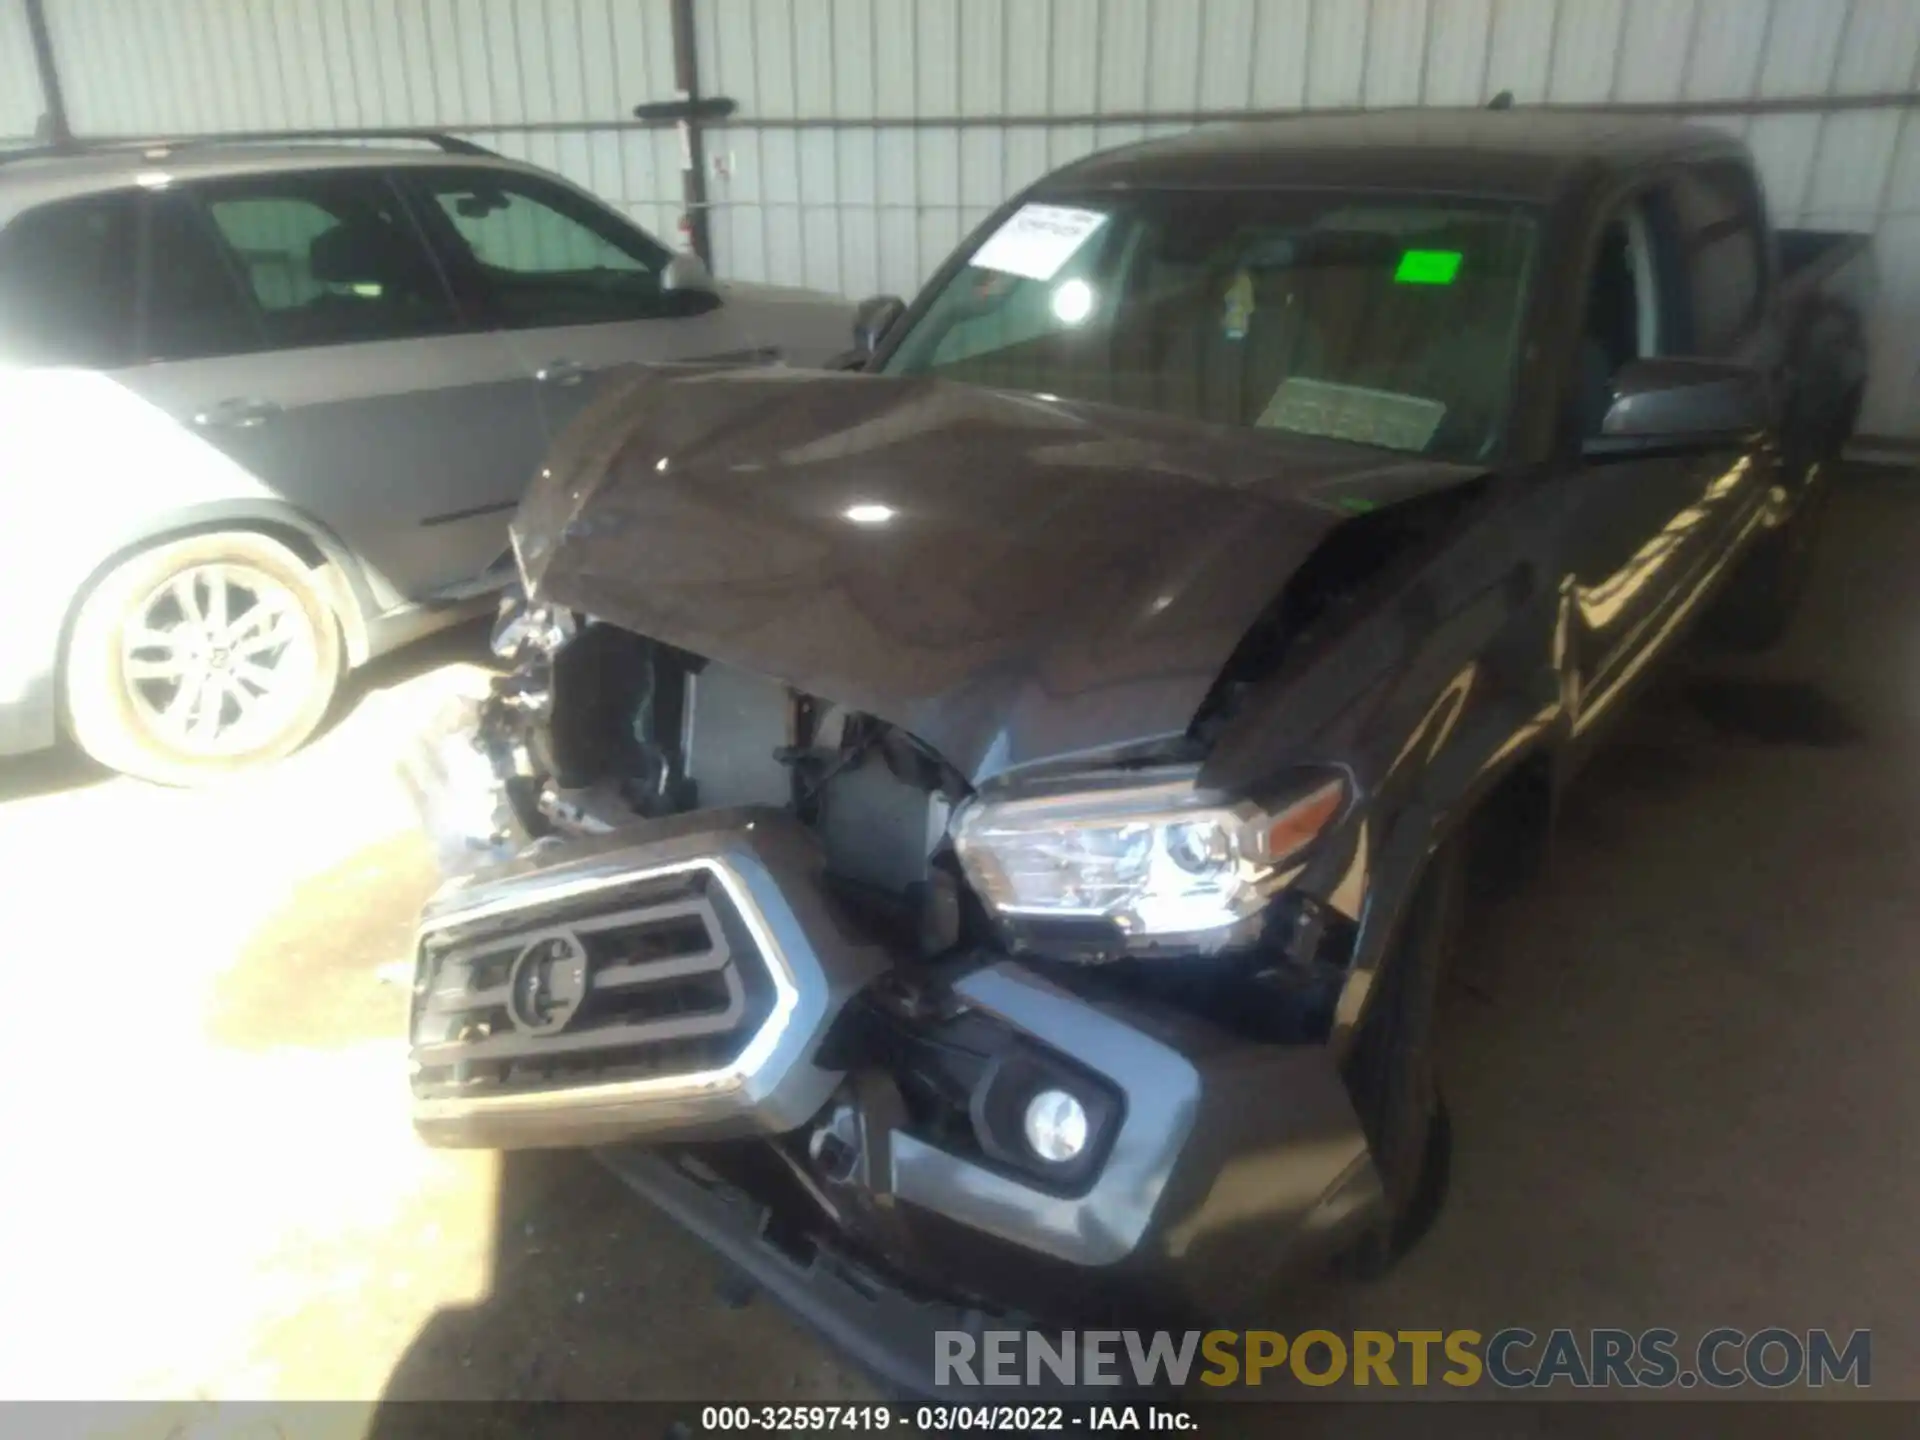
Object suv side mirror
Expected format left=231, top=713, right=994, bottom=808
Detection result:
left=853, top=294, right=906, bottom=356
left=662, top=251, right=718, bottom=297
left=1585, top=357, right=1769, bottom=457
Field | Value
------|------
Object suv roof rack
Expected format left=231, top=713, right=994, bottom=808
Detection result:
left=0, top=128, right=494, bottom=168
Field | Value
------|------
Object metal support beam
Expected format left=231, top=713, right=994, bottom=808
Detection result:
left=22, top=0, right=70, bottom=145
left=666, top=0, right=714, bottom=271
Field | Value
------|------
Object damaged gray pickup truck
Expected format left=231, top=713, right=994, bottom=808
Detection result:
left=401, top=111, right=1871, bottom=1393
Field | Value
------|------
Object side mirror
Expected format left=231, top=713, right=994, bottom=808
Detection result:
left=661, top=251, right=718, bottom=297
left=1585, top=357, right=1769, bottom=457
left=852, top=294, right=907, bottom=356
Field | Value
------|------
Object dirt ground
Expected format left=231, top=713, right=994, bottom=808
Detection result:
left=4, top=475, right=1920, bottom=1434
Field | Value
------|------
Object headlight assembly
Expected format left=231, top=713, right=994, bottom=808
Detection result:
left=952, top=769, right=1348, bottom=955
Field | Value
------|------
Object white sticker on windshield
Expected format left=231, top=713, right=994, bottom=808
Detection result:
left=970, top=204, right=1108, bottom=281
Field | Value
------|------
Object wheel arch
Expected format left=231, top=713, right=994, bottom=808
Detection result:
left=54, top=504, right=378, bottom=726
left=1326, top=719, right=1563, bottom=1062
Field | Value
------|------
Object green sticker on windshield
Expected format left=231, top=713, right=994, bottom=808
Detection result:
left=1395, top=249, right=1462, bottom=285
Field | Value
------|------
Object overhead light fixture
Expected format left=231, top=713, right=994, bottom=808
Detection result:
left=843, top=502, right=895, bottom=526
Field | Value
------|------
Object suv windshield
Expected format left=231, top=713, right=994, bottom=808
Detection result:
left=880, top=191, right=1537, bottom=463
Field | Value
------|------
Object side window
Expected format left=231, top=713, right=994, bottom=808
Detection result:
left=0, top=193, right=138, bottom=367
left=206, top=194, right=347, bottom=309
left=142, top=193, right=264, bottom=362
left=405, top=169, right=696, bottom=329
left=194, top=171, right=463, bottom=350
left=1577, top=196, right=1671, bottom=434
left=1672, top=163, right=1765, bottom=356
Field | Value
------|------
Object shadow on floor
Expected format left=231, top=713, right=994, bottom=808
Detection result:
left=1684, top=675, right=1866, bottom=747
left=0, top=736, right=110, bottom=804
left=315, top=616, right=497, bottom=744
left=364, top=1148, right=867, bottom=1434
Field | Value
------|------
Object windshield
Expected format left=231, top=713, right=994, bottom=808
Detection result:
left=880, top=191, right=1538, bottom=463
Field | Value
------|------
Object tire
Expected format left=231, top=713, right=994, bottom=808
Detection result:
left=65, top=532, right=343, bottom=786
left=1336, top=834, right=1464, bottom=1279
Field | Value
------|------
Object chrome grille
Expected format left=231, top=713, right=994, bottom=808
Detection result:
left=411, top=867, right=776, bottom=1101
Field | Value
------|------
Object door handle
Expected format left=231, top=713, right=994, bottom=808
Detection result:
left=536, top=358, right=591, bottom=386
left=192, top=397, right=281, bottom=429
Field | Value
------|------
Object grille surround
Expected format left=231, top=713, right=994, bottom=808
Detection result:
left=412, top=871, right=776, bottom=1098
left=408, top=808, right=886, bottom=1149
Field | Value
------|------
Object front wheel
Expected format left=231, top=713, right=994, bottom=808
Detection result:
left=1336, top=834, right=1463, bottom=1278
left=64, top=533, right=343, bottom=785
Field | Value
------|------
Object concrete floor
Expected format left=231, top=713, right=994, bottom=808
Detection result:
left=0, top=474, right=1916, bottom=1424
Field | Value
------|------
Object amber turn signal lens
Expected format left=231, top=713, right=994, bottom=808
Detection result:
left=1266, top=777, right=1348, bottom=863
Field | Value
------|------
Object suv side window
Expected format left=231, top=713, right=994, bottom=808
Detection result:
left=142, top=192, right=265, bottom=362
left=402, top=168, right=708, bottom=329
left=1670, top=162, right=1766, bottom=357
left=190, top=170, right=464, bottom=352
left=0, top=193, right=138, bottom=367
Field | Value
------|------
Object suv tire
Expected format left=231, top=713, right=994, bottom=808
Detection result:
left=65, top=532, right=342, bottom=785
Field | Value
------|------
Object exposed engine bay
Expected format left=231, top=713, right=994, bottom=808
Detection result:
left=436, top=592, right=1379, bottom=1048
left=402, top=595, right=1384, bottom=1348
left=488, top=613, right=967, bottom=952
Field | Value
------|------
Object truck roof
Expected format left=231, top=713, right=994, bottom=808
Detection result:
left=1044, top=109, right=1748, bottom=203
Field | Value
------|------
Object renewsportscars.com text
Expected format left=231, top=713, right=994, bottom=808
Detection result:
left=934, top=1327, right=1871, bottom=1390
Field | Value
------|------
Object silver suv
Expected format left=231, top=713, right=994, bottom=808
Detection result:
left=0, top=132, right=851, bottom=784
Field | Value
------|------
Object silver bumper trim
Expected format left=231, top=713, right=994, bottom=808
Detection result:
left=410, top=808, right=888, bottom=1148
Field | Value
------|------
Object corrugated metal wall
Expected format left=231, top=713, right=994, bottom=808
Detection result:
left=29, top=0, right=694, bottom=246
left=692, top=0, right=1920, bottom=438
left=3, top=0, right=1919, bottom=435
left=0, top=0, right=43, bottom=144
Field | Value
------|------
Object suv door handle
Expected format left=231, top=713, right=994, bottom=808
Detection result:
left=536, top=358, right=591, bottom=386
left=192, top=397, right=282, bottom=430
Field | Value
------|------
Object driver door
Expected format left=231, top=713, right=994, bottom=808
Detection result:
left=1560, top=185, right=1758, bottom=737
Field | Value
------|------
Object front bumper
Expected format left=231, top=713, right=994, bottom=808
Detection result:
left=404, top=708, right=1385, bottom=1379
left=597, top=968, right=1386, bottom=1397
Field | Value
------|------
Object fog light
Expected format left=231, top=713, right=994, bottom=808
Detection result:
left=1022, top=1088, right=1090, bottom=1163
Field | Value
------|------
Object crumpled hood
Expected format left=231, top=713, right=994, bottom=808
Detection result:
left=513, top=366, right=1481, bottom=785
